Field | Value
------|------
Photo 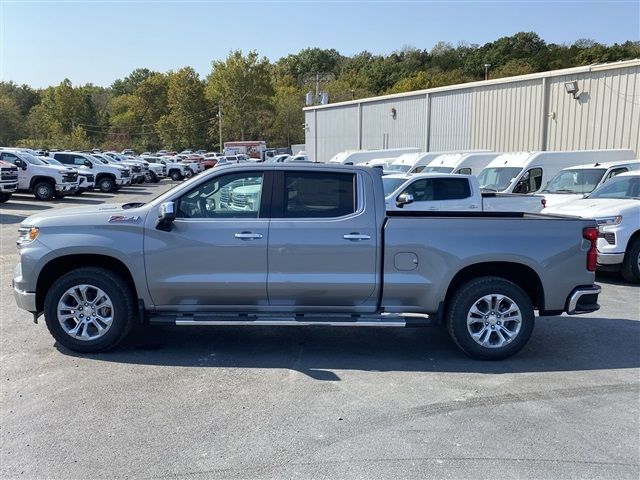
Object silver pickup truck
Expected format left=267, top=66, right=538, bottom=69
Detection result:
left=13, top=164, right=601, bottom=359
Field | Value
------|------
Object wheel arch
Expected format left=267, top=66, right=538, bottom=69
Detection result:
left=443, top=262, right=545, bottom=320
left=29, top=176, right=56, bottom=191
left=36, top=254, right=138, bottom=312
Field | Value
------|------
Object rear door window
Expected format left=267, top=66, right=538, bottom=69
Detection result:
left=432, top=178, right=472, bottom=200
left=282, top=171, right=356, bottom=218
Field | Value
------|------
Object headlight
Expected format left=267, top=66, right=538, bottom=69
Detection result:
left=596, top=216, right=622, bottom=229
left=17, top=226, right=39, bottom=246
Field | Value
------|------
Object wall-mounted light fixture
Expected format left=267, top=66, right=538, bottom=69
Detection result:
left=390, top=107, right=397, bottom=119
left=564, top=81, right=580, bottom=99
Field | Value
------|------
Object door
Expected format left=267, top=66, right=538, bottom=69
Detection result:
left=267, top=170, right=378, bottom=308
left=399, top=177, right=441, bottom=211
left=144, top=171, right=271, bottom=308
left=0, top=152, right=28, bottom=189
left=433, top=177, right=477, bottom=211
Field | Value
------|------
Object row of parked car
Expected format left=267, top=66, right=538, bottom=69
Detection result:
left=328, top=147, right=639, bottom=283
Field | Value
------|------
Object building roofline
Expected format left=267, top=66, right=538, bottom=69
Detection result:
left=303, top=59, right=640, bottom=111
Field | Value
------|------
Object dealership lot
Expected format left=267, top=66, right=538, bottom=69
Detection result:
left=1, top=183, right=639, bottom=479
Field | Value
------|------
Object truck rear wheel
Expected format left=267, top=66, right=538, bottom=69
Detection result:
left=33, top=181, right=55, bottom=201
left=620, top=238, right=640, bottom=284
left=446, top=277, right=534, bottom=360
left=0, top=192, right=11, bottom=203
left=98, top=176, right=115, bottom=193
left=43, top=267, right=135, bottom=353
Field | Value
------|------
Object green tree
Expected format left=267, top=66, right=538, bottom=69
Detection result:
left=157, top=67, right=210, bottom=150
left=267, top=84, right=305, bottom=147
left=206, top=50, right=274, bottom=141
left=111, top=68, right=158, bottom=96
left=0, top=95, right=23, bottom=145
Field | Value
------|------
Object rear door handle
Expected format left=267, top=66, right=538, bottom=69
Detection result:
left=343, top=233, right=371, bottom=241
left=235, top=232, right=263, bottom=240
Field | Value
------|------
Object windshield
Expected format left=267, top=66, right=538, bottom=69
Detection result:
left=382, top=177, right=409, bottom=197
left=543, top=169, right=606, bottom=194
left=477, top=167, right=522, bottom=192
left=421, top=166, right=454, bottom=174
left=21, top=153, right=47, bottom=165
left=93, top=155, right=110, bottom=164
left=587, top=176, right=640, bottom=199
left=386, top=164, right=411, bottom=172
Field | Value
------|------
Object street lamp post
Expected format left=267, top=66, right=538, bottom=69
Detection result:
left=484, top=63, right=491, bottom=81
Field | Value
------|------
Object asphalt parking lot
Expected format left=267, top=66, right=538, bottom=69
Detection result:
left=1, top=182, right=639, bottom=480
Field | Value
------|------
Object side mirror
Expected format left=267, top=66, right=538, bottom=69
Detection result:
left=156, top=201, right=176, bottom=231
left=84, top=160, right=93, bottom=168
left=396, top=193, right=414, bottom=208
left=15, top=159, right=26, bottom=170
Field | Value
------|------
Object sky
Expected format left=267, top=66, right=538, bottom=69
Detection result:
left=1, top=0, right=639, bottom=88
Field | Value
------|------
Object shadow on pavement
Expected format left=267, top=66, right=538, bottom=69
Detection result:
left=56, top=315, right=640, bottom=379
left=1, top=201, right=53, bottom=211
left=0, top=213, right=29, bottom=224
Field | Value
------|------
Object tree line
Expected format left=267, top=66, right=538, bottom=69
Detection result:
left=1, top=32, right=638, bottom=152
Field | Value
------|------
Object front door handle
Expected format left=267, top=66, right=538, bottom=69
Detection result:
left=343, top=233, right=371, bottom=241
left=235, top=232, right=263, bottom=240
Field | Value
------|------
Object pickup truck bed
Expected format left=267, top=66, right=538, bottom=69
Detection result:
left=13, top=164, right=600, bottom=360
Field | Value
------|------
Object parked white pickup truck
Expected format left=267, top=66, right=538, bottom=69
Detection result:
left=543, top=171, right=640, bottom=283
left=0, top=160, right=19, bottom=203
left=384, top=173, right=546, bottom=212
left=0, top=149, right=79, bottom=200
left=541, top=160, right=640, bottom=208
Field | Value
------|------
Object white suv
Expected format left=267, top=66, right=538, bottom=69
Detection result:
left=0, top=149, right=79, bottom=200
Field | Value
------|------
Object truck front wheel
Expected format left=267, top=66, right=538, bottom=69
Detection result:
left=43, top=267, right=135, bottom=353
left=446, top=277, right=534, bottom=360
left=33, top=181, right=55, bottom=201
left=620, top=238, right=640, bottom=284
left=98, top=176, right=116, bottom=193
left=169, top=170, right=182, bottom=181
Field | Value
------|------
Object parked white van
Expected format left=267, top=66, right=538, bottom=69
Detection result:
left=477, top=149, right=636, bottom=194
left=542, top=160, right=640, bottom=208
left=419, top=152, right=500, bottom=176
left=386, top=150, right=492, bottom=174
left=328, top=148, right=420, bottom=165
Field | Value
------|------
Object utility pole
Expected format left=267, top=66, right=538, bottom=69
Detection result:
left=484, top=63, right=491, bottom=81
left=315, top=72, right=320, bottom=101
left=218, top=103, right=223, bottom=153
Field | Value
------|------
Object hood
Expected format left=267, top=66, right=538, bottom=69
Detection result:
left=544, top=198, right=639, bottom=218
left=541, top=193, right=584, bottom=208
left=46, top=164, right=76, bottom=174
left=23, top=203, right=148, bottom=227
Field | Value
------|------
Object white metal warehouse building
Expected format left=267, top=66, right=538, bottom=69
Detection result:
left=303, top=59, right=640, bottom=162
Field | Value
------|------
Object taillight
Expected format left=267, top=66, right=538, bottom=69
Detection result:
left=583, top=227, right=598, bottom=272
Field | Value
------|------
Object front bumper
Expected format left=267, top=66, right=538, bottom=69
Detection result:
left=116, top=177, right=132, bottom=186
left=1, top=182, right=18, bottom=192
left=13, top=284, right=37, bottom=312
left=597, top=252, right=625, bottom=266
left=565, top=285, right=601, bottom=315
left=55, top=183, right=79, bottom=195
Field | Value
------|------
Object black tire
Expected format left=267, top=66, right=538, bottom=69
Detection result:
left=170, top=170, right=182, bottom=181
left=98, top=176, right=116, bottom=193
left=136, top=176, right=145, bottom=184
left=43, top=267, right=136, bottom=353
left=446, top=276, right=535, bottom=360
left=153, top=175, right=161, bottom=184
left=33, top=181, right=55, bottom=201
left=144, top=172, right=154, bottom=184
left=0, top=192, right=11, bottom=203
left=621, top=237, right=640, bottom=284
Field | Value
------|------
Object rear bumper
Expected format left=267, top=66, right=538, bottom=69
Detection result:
left=565, top=285, right=601, bottom=315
